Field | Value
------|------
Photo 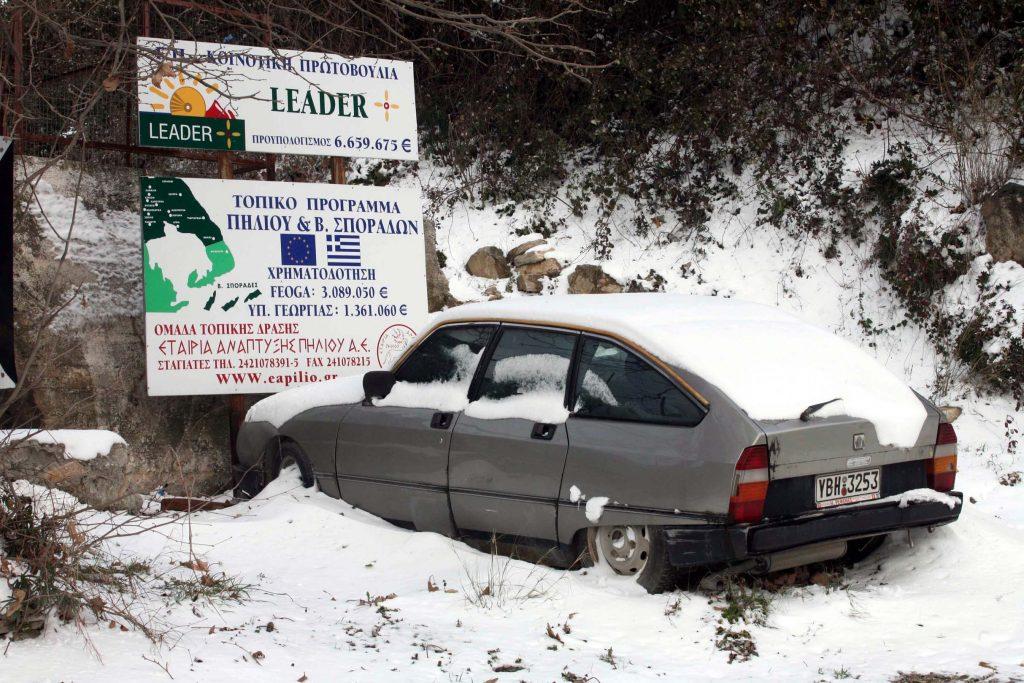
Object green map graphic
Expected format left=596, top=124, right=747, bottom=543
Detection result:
left=141, top=177, right=236, bottom=313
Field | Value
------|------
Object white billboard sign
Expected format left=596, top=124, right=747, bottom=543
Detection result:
left=137, top=37, right=418, bottom=160
left=142, top=176, right=427, bottom=396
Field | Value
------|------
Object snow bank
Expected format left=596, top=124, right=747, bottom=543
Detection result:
left=245, top=375, right=364, bottom=428
left=434, top=294, right=929, bottom=447
left=1, top=429, right=125, bottom=461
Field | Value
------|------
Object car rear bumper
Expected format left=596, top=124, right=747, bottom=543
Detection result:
left=664, top=491, right=962, bottom=568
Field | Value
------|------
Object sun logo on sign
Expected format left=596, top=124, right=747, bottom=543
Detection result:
left=147, top=69, right=237, bottom=119
left=373, top=90, right=400, bottom=122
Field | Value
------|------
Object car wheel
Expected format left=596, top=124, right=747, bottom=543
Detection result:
left=232, top=465, right=265, bottom=500
left=586, top=525, right=677, bottom=594
left=268, top=440, right=316, bottom=489
left=844, top=534, right=886, bottom=564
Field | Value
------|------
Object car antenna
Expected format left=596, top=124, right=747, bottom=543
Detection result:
left=799, top=398, right=842, bottom=422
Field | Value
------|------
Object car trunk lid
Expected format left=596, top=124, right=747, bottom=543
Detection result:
left=758, top=413, right=938, bottom=480
left=756, top=411, right=942, bottom=520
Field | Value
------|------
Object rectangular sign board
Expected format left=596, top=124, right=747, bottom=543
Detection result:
left=136, top=37, right=418, bottom=160
left=0, top=137, right=15, bottom=390
left=141, top=176, right=427, bottom=396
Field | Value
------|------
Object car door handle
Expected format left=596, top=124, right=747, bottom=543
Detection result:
left=531, top=423, right=557, bottom=440
left=430, top=411, right=453, bottom=430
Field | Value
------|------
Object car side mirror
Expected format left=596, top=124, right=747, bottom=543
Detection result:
left=363, top=370, right=396, bottom=400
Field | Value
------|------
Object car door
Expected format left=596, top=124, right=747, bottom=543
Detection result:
left=557, top=335, right=710, bottom=543
left=334, top=324, right=496, bottom=535
left=448, top=325, right=579, bottom=542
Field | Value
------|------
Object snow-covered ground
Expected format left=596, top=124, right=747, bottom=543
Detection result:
left=5, top=404, right=1023, bottom=683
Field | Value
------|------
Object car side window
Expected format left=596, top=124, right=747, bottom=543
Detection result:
left=573, top=337, right=703, bottom=426
left=476, top=327, right=577, bottom=401
left=394, top=325, right=494, bottom=385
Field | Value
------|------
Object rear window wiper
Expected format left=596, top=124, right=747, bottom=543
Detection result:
left=799, top=397, right=841, bottom=422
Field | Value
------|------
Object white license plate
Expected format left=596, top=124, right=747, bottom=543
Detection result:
left=815, top=468, right=881, bottom=508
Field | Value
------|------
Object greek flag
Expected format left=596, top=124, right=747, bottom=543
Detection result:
left=327, top=234, right=361, bottom=267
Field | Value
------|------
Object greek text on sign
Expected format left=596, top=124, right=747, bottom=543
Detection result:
left=141, top=176, right=427, bottom=396
left=136, top=37, right=417, bottom=160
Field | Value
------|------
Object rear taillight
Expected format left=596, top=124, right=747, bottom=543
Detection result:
left=728, top=445, right=769, bottom=524
left=928, top=422, right=957, bottom=492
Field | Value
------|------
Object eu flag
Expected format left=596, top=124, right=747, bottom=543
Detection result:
left=280, top=234, right=316, bottom=266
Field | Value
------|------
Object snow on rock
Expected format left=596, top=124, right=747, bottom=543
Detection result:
left=1, top=429, right=125, bottom=461
left=245, top=375, right=364, bottom=427
left=585, top=496, right=610, bottom=523
left=435, top=293, right=929, bottom=447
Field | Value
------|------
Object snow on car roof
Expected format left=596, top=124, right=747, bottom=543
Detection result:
left=432, top=293, right=928, bottom=447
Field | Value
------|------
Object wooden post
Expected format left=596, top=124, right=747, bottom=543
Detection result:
left=218, top=152, right=246, bottom=475
left=218, top=152, right=233, bottom=180
left=330, top=156, right=346, bottom=184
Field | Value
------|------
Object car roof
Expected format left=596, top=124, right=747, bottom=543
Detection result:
left=428, top=293, right=929, bottom=448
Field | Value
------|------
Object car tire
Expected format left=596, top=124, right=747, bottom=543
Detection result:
left=232, top=465, right=265, bottom=500
left=267, top=440, right=316, bottom=489
left=587, top=525, right=677, bottom=594
left=844, top=534, right=886, bottom=564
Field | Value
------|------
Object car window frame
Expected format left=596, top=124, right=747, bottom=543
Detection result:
left=390, top=322, right=499, bottom=387
left=467, top=323, right=582, bottom=409
left=567, top=332, right=707, bottom=428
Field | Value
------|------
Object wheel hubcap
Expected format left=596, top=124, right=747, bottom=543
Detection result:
left=593, top=525, right=650, bottom=575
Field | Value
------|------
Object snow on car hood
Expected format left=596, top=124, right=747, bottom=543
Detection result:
left=245, top=375, right=365, bottom=428
left=431, top=294, right=929, bottom=447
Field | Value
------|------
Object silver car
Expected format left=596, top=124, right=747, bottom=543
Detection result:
left=237, top=295, right=961, bottom=593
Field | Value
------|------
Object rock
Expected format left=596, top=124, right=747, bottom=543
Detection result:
left=42, top=460, right=88, bottom=487
left=512, top=248, right=554, bottom=267
left=505, top=238, right=547, bottom=262
left=516, top=272, right=544, bottom=294
left=2, top=438, right=137, bottom=510
left=568, top=264, right=623, bottom=294
left=517, top=257, right=562, bottom=279
left=465, top=246, right=511, bottom=279
left=981, top=181, right=1024, bottom=264
left=482, top=285, right=503, bottom=301
left=423, top=218, right=455, bottom=312
left=515, top=258, right=562, bottom=294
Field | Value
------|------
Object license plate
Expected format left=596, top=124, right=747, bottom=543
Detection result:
left=815, top=468, right=881, bottom=508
